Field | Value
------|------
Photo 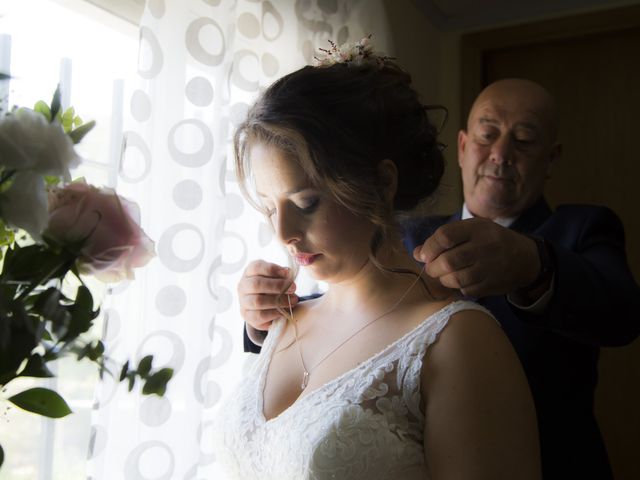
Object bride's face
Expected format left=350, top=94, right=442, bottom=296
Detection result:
left=250, top=142, right=375, bottom=284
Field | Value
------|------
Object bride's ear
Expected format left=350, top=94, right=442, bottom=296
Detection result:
left=377, top=159, right=398, bottom=204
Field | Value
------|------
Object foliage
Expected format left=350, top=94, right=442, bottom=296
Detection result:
left=0, top=86, right=171, bottom=469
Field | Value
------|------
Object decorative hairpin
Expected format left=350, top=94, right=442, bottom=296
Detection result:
left=313, top=34, right=395, bottom=67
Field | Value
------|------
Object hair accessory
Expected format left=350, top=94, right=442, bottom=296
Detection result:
left=313, top=34, right=394, bottom=67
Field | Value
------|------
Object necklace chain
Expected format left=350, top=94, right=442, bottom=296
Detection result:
left=288, top=264, right=427, bottom=391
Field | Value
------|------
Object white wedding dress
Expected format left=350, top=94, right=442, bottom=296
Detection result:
left=212, top=300, right=490, bottom=479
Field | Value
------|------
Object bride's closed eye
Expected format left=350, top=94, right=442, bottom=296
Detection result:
left=298, top=197, right=320, bottom=214
left=264, top=197, right=321, bottom=218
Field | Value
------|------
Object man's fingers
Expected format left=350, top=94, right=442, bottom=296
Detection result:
left=424, top=243, right=476, bottom=279
left=413, top=234, right=447, bottom=263
left=436, top=267, right=486, bottom=294
left=414, top=220, right=475, bottom=263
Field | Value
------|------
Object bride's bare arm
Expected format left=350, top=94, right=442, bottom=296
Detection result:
left=421, top=309, right=541, bottom=479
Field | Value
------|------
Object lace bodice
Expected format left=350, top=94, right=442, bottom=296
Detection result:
left=212, top=300, right=490, bottom=479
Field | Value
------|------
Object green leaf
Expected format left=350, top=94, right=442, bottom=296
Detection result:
left=0, top=219, right=14, bottom=249
left=33, top=288, right=68, bottom=325
left=75, top=285, right=93, bottom=312
left=0, top=309, right=38, bottom=385
left=119, top=361, right=129, bottom=381
left=61, top=106, right=75, bottom=122
left=68, top=119, right=95, bottom=144
left=8, top=387, right=72, bottom=418
left=142, top=368, right=173, bottom=396
left=76, top=343, right=90, bottom=361
left=0, top=442, right=4, bottom=468
left=44, top=175, right=61, bottom=186
left=41, top=329, right=53, bottom=341
left=60, top=107, right=75, bottom=133
left=87, top=341, right=104, bottom=361
left=3, top=243, right=74, bottom=286
left=0, top=167, right=16, bottom=193
left=33, top=100, right=52, bottom=122
left=64, top=285, right=98, bottom=341
left=19, top=354, right=54, bottom=378
left=137, top=355, right=153, bottom=377
left=50, top=85, right=62, bottom=123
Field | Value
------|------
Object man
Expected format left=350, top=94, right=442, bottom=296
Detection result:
left=237, top=79, right=640, bottom=478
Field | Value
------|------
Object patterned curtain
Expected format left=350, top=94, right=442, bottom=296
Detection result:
left=87, top=0, right=390, bottom=478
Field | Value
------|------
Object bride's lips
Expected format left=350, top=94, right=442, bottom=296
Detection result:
left=293, top=253, right=320, bottom=266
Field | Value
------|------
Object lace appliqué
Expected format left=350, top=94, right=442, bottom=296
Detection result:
left=212, top=300, right=492, bottom=480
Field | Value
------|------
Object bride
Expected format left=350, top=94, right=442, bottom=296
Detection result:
left=212, top=38, right=541, bottom=479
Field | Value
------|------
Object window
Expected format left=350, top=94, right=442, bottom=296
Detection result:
left=0, top=1, right=138, bottom=478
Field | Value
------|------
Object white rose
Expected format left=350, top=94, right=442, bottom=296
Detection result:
left=0, top=108, right=81, bottom=181
left=0, top=171, right=49, bottom=240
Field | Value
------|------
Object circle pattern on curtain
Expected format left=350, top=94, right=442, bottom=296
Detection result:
left=87, top=1, right=388, bottom=478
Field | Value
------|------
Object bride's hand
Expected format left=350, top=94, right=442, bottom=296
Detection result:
left=238, top=260, right=299, bottom=335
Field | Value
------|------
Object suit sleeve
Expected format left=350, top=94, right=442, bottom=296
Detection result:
left=513, top=206, right=640, bottom=347
left=244, top=325, right=263, bottom=354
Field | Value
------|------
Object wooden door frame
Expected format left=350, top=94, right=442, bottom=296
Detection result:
left=460, top=4, right=640, bottom=125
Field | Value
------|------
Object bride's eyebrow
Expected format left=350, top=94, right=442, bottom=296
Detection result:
left=256, top=187, right=318, bottom=198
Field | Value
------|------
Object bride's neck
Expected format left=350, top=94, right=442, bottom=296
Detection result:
left=320, top=236, right=426, bottom=314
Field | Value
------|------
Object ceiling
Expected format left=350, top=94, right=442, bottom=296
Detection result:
left=412, top=0, right=640, bottom=31
left=84, top=0, right=144, bottom=25
left=83, top=0, right=640, bottom=32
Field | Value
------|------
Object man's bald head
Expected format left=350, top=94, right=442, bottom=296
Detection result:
left=469, top=78, right=559, bottom=143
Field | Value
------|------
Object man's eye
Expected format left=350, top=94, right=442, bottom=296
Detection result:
left=514, top=137, right=536, bottom=150
left=475, top=131, right=496, bottom=143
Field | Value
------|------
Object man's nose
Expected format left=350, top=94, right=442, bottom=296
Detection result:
left=490, top=135, right=514, bottom=165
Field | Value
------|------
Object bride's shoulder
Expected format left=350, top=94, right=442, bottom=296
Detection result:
left=424, top=300, right=512, bottom=371
left=271, top=296, right=321, bottom=345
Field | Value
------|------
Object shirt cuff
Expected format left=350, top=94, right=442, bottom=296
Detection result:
left=507, top=274, right=555, bottom=314
left=246, top=324, right=268, bottom=347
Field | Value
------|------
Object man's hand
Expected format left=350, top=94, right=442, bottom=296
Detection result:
left=238, top=260, right=298, bottom=333
left=413, top=218, right=541, bottom=298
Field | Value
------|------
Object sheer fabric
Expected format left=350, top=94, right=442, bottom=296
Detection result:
left=86, top=1, right=392, bottom=477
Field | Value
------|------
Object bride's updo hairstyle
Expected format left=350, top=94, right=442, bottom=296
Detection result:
left=234, top=40, right=445, bottom=259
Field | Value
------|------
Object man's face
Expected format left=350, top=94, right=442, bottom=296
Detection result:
left=458, top=82, right=560, bottom=220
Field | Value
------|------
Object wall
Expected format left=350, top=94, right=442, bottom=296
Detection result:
left=383, top=0, right=462, bottom=215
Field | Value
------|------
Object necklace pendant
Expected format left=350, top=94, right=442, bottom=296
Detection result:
left=301, top=370, right=309, bottom=390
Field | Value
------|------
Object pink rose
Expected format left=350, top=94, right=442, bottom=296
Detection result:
left=45, top=180, right=155, bottom=282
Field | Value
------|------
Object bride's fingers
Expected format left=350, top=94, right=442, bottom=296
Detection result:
left=243, top=292, right=299, bottom=311
left=239, top=274, right=297, bottom=296
left=244, top=304, right=298, bottom=331
left=243, top=260, right=290, bottom=279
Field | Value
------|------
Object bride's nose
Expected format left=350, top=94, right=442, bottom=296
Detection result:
left=275, top=205, right=303, bottom=245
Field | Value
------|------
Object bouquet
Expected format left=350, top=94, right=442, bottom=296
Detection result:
left=0, top=85, right=172, bottom=468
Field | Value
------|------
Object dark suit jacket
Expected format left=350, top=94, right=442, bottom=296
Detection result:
left=402, top=198, right=640, bottom=479
left=245, top=197, right=640, bottom=479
